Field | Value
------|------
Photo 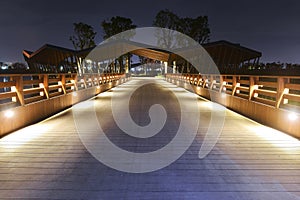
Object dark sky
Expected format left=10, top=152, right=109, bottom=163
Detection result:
left=1, top=0, right=300, bottom=63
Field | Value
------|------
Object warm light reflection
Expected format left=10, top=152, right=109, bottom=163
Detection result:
left=203, top=101, right=226, bottom=111
left=288, top=112, right=298, bottom=121
left=169, top=87, right=185, bottom=92
left=248, top=124, right=300, bottom=149
left=0, top=123, right=49, bottom=149
left=73, top=100, right=94, bottom=109
left=4, top=110, right=14, bottom=118
left=96, top=90, right=113, bottom=98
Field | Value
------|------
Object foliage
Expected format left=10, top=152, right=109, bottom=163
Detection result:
left=69, top=22, right=97, bottom=50
left=101, top=16, right=137, bottom=72
left=153, top=9, right=181, bottom=30
left=101, top=16, right=137, bottom=40
left=180, top=16, right=210, bottom=44
left=153, top=9, right=210, bottom=44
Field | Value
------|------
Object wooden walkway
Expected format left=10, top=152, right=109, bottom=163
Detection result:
left=0, top=77, right=300, bottom=200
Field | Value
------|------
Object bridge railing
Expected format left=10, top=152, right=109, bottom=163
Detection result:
left=0, top=73, right=124, bottom=111
left=166, top=73, right=300, bottom=112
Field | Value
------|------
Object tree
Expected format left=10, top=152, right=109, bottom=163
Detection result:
left=153, top=9, right=181, bottom=30
left=180, top=16, right=210, bottom=44
left=101, top=16, right=137, bottom=40
left=69, top=22, right=97, bottom=50
left=153, top=9, right=210, bottom=44
left=101, top=16, right=137, bottom=72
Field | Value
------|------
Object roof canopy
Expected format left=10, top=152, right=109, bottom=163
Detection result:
left=23, top=44, right=76, bottom=66
left=23, top=40, right=261, bottom=70
left=202, top=40, right=262, bottom=67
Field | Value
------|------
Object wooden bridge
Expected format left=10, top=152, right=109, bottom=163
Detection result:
left=0, top=72, right=300, bottom=199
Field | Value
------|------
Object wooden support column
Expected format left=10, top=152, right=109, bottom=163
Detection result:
left=77, top=57, right=83, bottom=75
left=187, top=62, right=190, bottom=73
left=164, top=61, right=168, bottom=74
left=173, top=60, right=176, bottom=74
left=125, top=55, right=129, bottom=73
left=82, top=59, right=86, bottom=74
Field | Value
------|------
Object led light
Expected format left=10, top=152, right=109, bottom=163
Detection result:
left=39, top=83, right=45, bottom=96
left=4, top=110, right=14, bottom=118
left=284, top=88, right=290, bottom=94
left=11, top=86, right=16, bottom=92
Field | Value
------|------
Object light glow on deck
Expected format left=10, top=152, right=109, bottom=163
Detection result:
left=0, top=124, right=49, bottom=149
left=288, top=112, right=298, bottom=121
left=249, top=125, right=300, bottom=149
left=4, top=110, right=14, bottom=118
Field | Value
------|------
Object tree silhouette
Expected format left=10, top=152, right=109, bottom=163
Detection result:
left=101, top=16, right=137, bottom=40
left=101, top=16, right=137, bottom=72
left=69, top=22, right=97, bottom=50
left=180, top=16, right=210, bottom=44
left=153, top=9, right=181, bottom=30
left=153, top=9, right=210, bottom=45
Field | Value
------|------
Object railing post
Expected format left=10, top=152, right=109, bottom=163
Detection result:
left=60, top=74, right=66, bottom=94
left=219, top=75, right=224, bottom=92
left=12, top=75, right=25, bottom=106
left=43, top=74, right=49, bottom=99
left=96, top=74, right=101, bottom=86
left=89, top=75, right=94, bottom=87
left=232, top=76, right=238, bottom=96
left=210, top=75, right=214, bottom=90
left=72, top=74, right=78, bottom=91
left=82, top=75, right=87, bottom=89
left=275, top=77, right=287, bottom=108
left=202, top=76, right=207, bottom=88
left=249, top=76, right=258, bottom=101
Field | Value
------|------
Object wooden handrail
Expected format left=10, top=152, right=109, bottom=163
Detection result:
left=0, top=73, right=125, bottom=109
left=166, top=73, right=300, bottom=112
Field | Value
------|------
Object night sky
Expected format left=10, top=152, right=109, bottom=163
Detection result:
left=0, top=0, right=299, bottom=63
